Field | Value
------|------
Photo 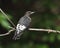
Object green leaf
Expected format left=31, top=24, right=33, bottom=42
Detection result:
left=0, top=12, right=12, bottom=29
left=48, top=33, right=56, bottom=43
left=57, top=34, right=60, bottom=40
left=1, top=20, right=11, bottom=29
left=56, top=26, right=60, bottom=30
left=36, top=44, right=49, bottom=48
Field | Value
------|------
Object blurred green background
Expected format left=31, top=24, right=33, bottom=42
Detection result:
left=0, top=0, right=60, bottom=48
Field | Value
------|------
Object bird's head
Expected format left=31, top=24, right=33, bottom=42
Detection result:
left=25, top=11, right=35, bottom=16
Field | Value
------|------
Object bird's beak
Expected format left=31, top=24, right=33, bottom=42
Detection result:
left=31, top=12, right=35, bottom=14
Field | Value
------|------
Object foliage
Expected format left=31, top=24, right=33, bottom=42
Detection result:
left=0, top=13, right=11, bottom=29
left=0, top=0, right=60, bottom=48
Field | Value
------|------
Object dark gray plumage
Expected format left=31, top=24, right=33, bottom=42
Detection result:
left=13, top=11, right=34, bottom=40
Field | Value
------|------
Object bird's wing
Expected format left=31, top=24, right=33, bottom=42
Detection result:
left=18, top=16, right=31, bottom=27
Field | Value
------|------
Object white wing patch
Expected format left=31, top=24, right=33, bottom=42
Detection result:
left=16, top=24, right=26, bottom=34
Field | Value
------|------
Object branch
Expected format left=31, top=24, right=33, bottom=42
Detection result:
left=0, top=28, right=15, bottom=36
left=0, top=28, right=60, bottom=36
left=28, top=28, right=60, bottom=33
left=0, top=8, right=15, bottom=27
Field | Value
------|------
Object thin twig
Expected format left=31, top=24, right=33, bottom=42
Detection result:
left=0, top=28, right=15, bottom=36
left=28, top=28, right=60, bottom=33
left=0, top=8, right=15, bottom=27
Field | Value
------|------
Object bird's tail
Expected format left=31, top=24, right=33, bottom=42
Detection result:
left=13, top=31, right=23, bottom=40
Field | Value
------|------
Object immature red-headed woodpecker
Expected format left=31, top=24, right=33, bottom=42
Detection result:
left=13, top=11, right=34, bottom=40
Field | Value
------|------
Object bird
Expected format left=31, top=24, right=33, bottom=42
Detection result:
left=13, top=11, right=34, bottom=40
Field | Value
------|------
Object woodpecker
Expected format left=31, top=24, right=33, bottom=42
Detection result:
left=13, top=11, right=34, bottom=40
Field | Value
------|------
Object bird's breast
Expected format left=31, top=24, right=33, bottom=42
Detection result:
left=16, top=24, right=26, bottom=31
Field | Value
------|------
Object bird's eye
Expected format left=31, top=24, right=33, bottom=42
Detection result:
left=28, top=11, right=31, bottom=13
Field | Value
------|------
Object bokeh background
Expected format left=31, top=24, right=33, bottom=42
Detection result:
left=0, top=0, right=60, bottom=48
